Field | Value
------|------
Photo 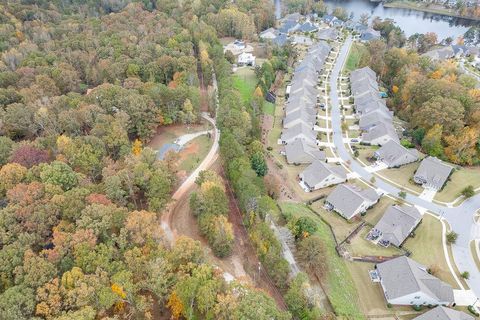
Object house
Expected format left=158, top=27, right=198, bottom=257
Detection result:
left=283, top=108, right=316, bottom=129
left=223, top=40, right=254, bottom=56
left=423, top=46, right=455, bottom=61
left=259, top=27, right=277, bottom=40
left=278, top=19, right=300, bottom=34
left=350, top=66, right=377, bottom=84
left=285, top=140, right=325, bottom=164
left=291, top=35, right=314, bottom=46
left=359, top=109, right=393, bottom=131
left=325, top=184, right=380, bottom=220
left=273, top=33, right=289, bottom=46
left=351, top=78, right=379, bottom=97
left=285, top=95, right=317, bottom=115
left=237, top=52, right=255, bottom=66
left=299, top=160, right=347, bottom=191
left=354, top=91, right=384, bottom=111
left=376, top=256, right=454, bottom=306
left=317, top=28, right=338, bottom=41
left=355, top=96, right=388, bottom=115
left=371, top=205, right=422, bottom=247
left=322, top=14, right=338, bottom=26
left=361, top=121, right=399, bottom=146
left=360, top=27, right=381, bottom=42
left=412, top=306, right=474, bottom=320
left=280, top=122, right=317, bottom=145
left=413, top=157, right=453, bottom=190
left=374, top=140, right=419, bottom=168
left=297, top=21, right=318, bottom=33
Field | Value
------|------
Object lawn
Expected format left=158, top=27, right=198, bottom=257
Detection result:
left=262, top=101, right=275, bottom=116
left=376, top=162, right=424, bottom=194
left=345, top=43, right=368, bottom=73
left=233, top=67, right=257, bottom=103
left=435, top=167, right=480, bottom=203
left=403, top=215, right=460, bottom=289
left=177, top=135, right=213, bottom=173
left=279, top=202, right=365, bottom=319
left=346, top=262, right=419, bottom=318
left=346, top=227, right=403, bottom=257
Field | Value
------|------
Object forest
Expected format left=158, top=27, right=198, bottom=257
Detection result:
left=0, top=0, right=299, bottom=319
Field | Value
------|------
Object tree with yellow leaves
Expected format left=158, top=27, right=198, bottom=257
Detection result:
left=167, top=291, right=184, bottom=320
left=132, top=139, right=142, bottom=156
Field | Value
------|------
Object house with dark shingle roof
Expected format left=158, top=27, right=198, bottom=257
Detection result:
left=317, top=28, right=338, bottom=41
left=325, top=184, right=380, bottom=220
left=371, top=204, right=422, bottom=247
left=376, top=256, right=455, bottom=306
left=299, top=160, right=347, bottom=191
left=413, top=157, right=453, bottom=190
left=360, top=27, right=381, bottom=42
left=280, top=122, right=317, bottom=145
left=284, top=140, right=325, bottom=164
left=413, top=306, right=474, bottom=320
left=297, top=21, right=318, bottom=33
left=361, top=121, right=399, bottom=146
left=374, top=140, right=419, bottom=168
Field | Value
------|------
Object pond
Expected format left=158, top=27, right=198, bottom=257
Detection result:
left=323, top=0, right=474, bottom=40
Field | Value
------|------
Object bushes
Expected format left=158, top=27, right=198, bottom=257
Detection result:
left=468, top=305, right=480, bottom=316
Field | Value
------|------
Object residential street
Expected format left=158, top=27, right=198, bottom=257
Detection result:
left=329, top=36, right=480, bottom=301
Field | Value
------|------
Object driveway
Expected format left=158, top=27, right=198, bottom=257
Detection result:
left=329, top=36, right=480, bottom=299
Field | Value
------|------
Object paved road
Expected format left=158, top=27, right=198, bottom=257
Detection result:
left=329, top=36, right=480, bottom=300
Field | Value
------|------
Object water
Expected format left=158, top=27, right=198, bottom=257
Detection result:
left=324, top=0, right=474, bottom=40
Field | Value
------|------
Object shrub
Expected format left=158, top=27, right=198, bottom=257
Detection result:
left=446, top=231, right=458, bottom=244
left=461, top=185, right=475, bottom=198
left=468, top=305, right=480, bottom=316
left=412, top=305, right=422, bottom=311
left=461, top=271, right=470, bottom=279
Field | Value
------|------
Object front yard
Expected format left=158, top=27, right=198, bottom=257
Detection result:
left=435, top=167, right=480, bottom=203
left=375, top=162, right=424, bottom=194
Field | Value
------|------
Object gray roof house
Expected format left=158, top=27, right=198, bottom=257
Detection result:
left=280, top=122, right=317, bottom=145
left=299, top=160, right=347, bottom=191
left=291, top=70, right=318, bottom=88
left=423, top=46, right=455, bottom=61
left=285, top=96, right=316, bottom=115
left=372, top=205, right=422, bottom=247
left=354, top=90, right=382, bottom=109
left=360, top=27, right=381, bottom=42
left=325, top=184, right=380, bottom=220
left=298, top=21, right=318, bottom=33
left=350, top=66, right=377, bottom=83
left=273, top=33, right=289, bottom=46
left=283, top=108, right=316, bottom=129
left=259, top=27, right=277, bottom=40
left=317, top=28, right=338, bottom=41
left=285, top=140, right=325, bottom=164
left=355, top=98, right=389, bottom=116
left=359, top=109, right=393, bottom=130
left=374, top=140, right=419, bottom=168
left=413, top=157, right=453, bottom=190
left=413, top=306, right=474, bottom=320
left=376, top=256, right=455, bottom=306
left=278, top=19, right=300, bottom=34
left=361, top=121, right=399, bottom=146
left=351, top=79, right=379, bottom=97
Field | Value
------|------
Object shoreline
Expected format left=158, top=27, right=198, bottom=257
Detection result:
left=383, top=1, right=480, bottom=22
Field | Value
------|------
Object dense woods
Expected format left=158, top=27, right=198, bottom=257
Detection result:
left=0, top=1, right=290, bottom=319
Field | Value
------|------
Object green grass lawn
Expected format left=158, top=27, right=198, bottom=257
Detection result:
left=376, top=162, right=424, bottom=194
left=346, top=227, right=403, bottom=257
left=435, top=167, right=480, bottom=203
left=233, top=67, right=257, bottom=103
left=262, top=101, right=275, bottom=116
left=345, top=43, right=368, bottom=73
left=279, top=202, right=365, bottom=319
left=177, top=135, right=212, bottom=173
left=403, top=215, right=460, bottom=289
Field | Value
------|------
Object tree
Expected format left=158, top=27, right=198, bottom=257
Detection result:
left=297, top=235, right=327, bottom=279
left=285, top=273, right=322, bottom=320
left=124, top=210, right=163, bottom=245
left=421, top=124, right=444, bottom=158
left=251, top=152, right=268, bottom=177
left=0, top=136, right=14, bottom=166
left=398, top=191, right=407, bottom=199
left=290, top=216, right=317, bottom=239
left=0, top=285, right=36, bottom=320
left=414, top=97, right=464, bottom=133
left=461, top=185, right=475, bottom=198
left=0, top=163, right=27, bottom=195
left=9, top=144, right=50, bottom=168
left=461, top=271, right=470, bottom=279
left=204, top=215, right=234, bottom=258
left=40, top=161, right=78, bottom=191
left=446, top=231, right=458, bottom=244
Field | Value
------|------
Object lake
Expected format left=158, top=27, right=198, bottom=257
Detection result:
left=323, top=0, right=474, bottom=39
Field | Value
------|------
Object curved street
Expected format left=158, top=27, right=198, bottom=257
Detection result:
left=329, top=35, right=480, bottom=300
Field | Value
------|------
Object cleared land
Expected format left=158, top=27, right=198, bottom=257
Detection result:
left=344, top=43, right=368, bottom=73
left=177, top=135, right=213, bottom=173
left=233, top=67, right=257, bottom=103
